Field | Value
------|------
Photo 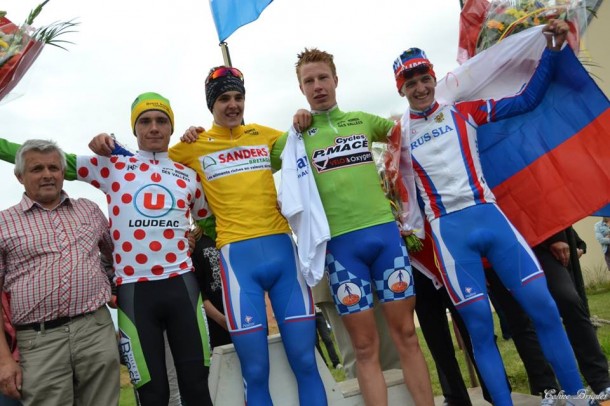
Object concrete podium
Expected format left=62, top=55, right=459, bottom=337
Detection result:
left=208, top=333, right=415, bottom=405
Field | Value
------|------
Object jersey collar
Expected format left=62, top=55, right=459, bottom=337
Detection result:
left=210, top=122, right=246, bottom=139
left=409, top=101, right=439, bottom=120
left=311, top=104, right=340, bottom=116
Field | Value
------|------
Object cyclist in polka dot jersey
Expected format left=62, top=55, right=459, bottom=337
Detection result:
left=0, top=92, right=214, bottom=406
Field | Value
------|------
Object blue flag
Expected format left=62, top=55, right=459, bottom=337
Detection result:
left=209, top=0, right=273, bottom=42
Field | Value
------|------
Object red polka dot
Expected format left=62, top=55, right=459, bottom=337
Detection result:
left=109, top=218, right=113, bottom=228
left=124, top=266, right=135, bottom=276
left=198, top=209, right=208, bottom=217
left=78, top=167, right=89, bottom=178
left=112, top=182, right=121, bottom=192
left=176, top=179, right=187, bottom=189
left=115, top=161, right=126, bottom=170
left=110, top=156, right=118, bottom=163
left=122, top=241, right=132, bottom=252
left=140, top=163, right=149, bottom=171
left=106, top=194, right=112, bottom=204
left=177, top=200, right=186, bottom=209
left=112, top=206, right=120, bottom=216
left=151, top=265, right=164, bottom=275
left=163, top=229, right=174, bottom=239
left=196, top=174, right=201, bottom=182
left=137, top=277, right=149, bottom=283
left=195, top=189, right=202, bottom=198
left=136, top=254, right=148, bottom=264
left=184, top=210, right=190, bottom=219
left=116, top=277, right=123, bottom=286
left=179, top=261, right=189, bottom=270
left=91, top=180, right=101, bottom=189
left=113, top=230, right=120, bottom=240
left=100, top=167, right=110, bottom=178
left=151, top=173, right=161, bottom=183
left=91, top=157, right=98, bottom=166
left=177, top=240, right=186, bottom=250
left=114, top=253, right=121, bottom=264
left=174, top=163, right=185, bottom=170
left=169, top=272, right=180, bottom=278
left=134, top=229, right=146, bottom=240
left=124, top=173, right=136, bottom=181
left=129, top=157, right=138, bottom=163
left=122, top=194, right=132, bottom=204
left=166, top=252, right=177, bottom=263
left=149, top=241, right=162, bottom=251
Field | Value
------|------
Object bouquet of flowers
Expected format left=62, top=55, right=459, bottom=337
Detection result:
left=0, top=1, right=78, bottom=101
left=457, top=0, right=587, bottom=64
left=372, top=125, right=423, bottom=253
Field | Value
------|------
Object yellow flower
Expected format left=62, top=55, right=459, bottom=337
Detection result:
left=0, top=38, right=8, bottom=49
left=486, top=20, right=505, bottom=31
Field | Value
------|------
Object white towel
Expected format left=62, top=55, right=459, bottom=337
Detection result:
left=278, top=127, right=330, bottom=287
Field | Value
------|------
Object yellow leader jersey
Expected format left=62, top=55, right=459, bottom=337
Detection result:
left=169, top=123, right=290, bottom=248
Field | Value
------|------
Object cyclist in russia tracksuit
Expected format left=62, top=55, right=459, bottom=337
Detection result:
left=392, top=20, right=586, bottom=406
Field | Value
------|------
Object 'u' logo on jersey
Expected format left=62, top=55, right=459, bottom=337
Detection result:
left=143, top=193, right=165, bottom=210
left=134, top=184, right=175, bottom=218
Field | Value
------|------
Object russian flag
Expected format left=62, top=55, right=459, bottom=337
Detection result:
left=436, top=26, right=610, bottom=247
left=209, top=0, right=273, bottom=42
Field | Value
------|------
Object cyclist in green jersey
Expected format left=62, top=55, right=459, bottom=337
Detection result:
left=270, top=48, right=434, bottom=406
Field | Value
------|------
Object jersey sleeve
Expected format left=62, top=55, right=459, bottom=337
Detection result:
left=0, top=137, right=79, bottom=181
left=75, top=155, right=115, bottom=191
left=168, top=139, right=201, bottom=169
left=468, top=48, right=559, bottom=125
left=190, top=173, right=211, bottom=221
left=368, top=114, right=395, bottom=143
left=0, top=138, right=19, bottom=165
left=270, top=131, right=288, bottom=170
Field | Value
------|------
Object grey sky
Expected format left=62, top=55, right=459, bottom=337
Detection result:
left=1, top=0, right=461, bottom=212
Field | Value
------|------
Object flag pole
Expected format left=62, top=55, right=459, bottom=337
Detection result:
left=219, top=41, right=243, bottom=123
left=220, top=42, right=233, bottom=67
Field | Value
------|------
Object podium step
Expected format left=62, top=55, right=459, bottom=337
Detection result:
left=209, top=333, right=415, bottom=405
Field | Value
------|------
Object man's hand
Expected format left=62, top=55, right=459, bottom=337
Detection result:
left=400, top=228, right=414, bottom=237
left=293, top=109, right=312, bottom=133
left=576, top=248, right=584, bottom=259
left=0, top=356, right=22, bottom=399
left=88, top=133, right=115, bottom=156
left=180, top=126, right=205, bottom=143
left=543, top=19, right=570, bottom=51
left=549, top=241, right=570, bottom=267
left=107, top=294, right=118, bottom=309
